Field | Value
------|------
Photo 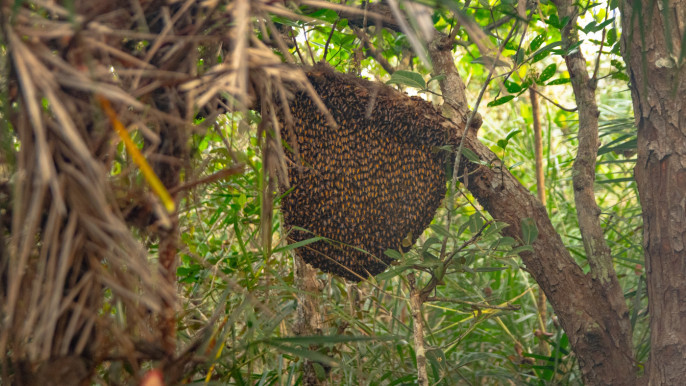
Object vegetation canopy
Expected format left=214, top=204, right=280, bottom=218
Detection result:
left=1, top=0, right=685, bottom=385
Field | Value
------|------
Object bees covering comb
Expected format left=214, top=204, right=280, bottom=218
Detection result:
left=278, top=64, right=457, bottom=281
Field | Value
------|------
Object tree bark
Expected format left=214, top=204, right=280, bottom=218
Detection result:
left=293, top=256, right=328, bottom=386
left=620, top=1, right=686, bottom=383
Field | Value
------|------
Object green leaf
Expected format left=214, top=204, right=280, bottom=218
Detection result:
left=520, top=218, right=539, bottom=245
left=426, top=348, right=448, bottom=380
left=421, top=236, right=441, bottom=254
left=430, top=224, right=452, bottom=239
left=264, top=343, right=339, bottom=367
left=607, top=28, right=618, bottom=46
left=529, top=33, right=546, bottom=53
left=497, top=139, right=509, bottom=149
left=505, top=129, right=522, bottom=141
left=598, top=134, right=636, bottom=155
left=564, top=41, right=584, bottom=55
left=546, top=77, right=571, bottom=85
left=510, top=245, right=534, bottom=255
left=611, top=59, right=625, bottom=70
left=313, top=362, right=327, bottom=381
left=611, top=72, right=630, bottom=81
left=597, top=176, right=635, bottom=184
left=266, top=335, right=395, bottom=345
left=487, top=95, right=515, bottom=107
left=468, top=213, right=484, bottom=233
left=514, top=50, right=526, bottom=64
left=475, top=266, right=509, bottom=272
left=582, top=21, right=598, bottom=34
left=428, top=74, right=446, bottom=84
left=538, top=64, right=557, bottom=83
left=384, top=249, right=403, bottom=259
left=273, top=236, right=324, bottom=254
left=504, top=80, right=522, bottom=93
left=387, top=70, right=426, bottom=89
left=532, top=49, right=551, bottom=63
left=493, top=236, right=516, bottom=248
left=460, top=148, right=481, bottom=163
left=375, top=265, right=412, bottom=280
left=421, top=251, right=441, bottom=266
left=593, top=18, right=615, bottom=32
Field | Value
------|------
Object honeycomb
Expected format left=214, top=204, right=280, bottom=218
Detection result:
left=279, top=65, right=455, bottom=281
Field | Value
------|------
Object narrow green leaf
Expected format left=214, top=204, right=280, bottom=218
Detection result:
left=471, top=56, right=511, bottom=68
left=387, top=70, right=426, bottom=89
left=593, top=18, right=615, bottom=32
left=611, top=59, right=625, bottom=70
left=384, top=249, right=403, bottom=259
left=611, top=72, right=630, bottom=81
left=428, top=74, right=446, bottom=84
left=430, top=224, right=452, bottom=239
left=532, top=49, right=551, bottom=63
left=520, top=218, right=538, bottom=245
left=597, top=177, right=635, bottom=184
left=538, top=63, right=557, bottom=83
left=273, top=236, right=324, bottom=254
left=460, top=148, right=481, bottom=163
left=475, top=266, right=509, bottom=272
left=487, top=95, right=515, bottom=107
left=375, top=265, right=412, bottom=280
left=607, top=28, right=618, bottom=45
left=529, top=33, right=546, bottom=53
left=264, top=343, right=339, bottom=367
left=510, top=245, right=535, bottom=255
left=582, top=21, right=598, bottom=33
left=266, top=335, right=396, bottom=345
left=547, top=77, right=571, bottom=85
left=505, top=129, right=522, bottom=141
left=504, top=80, right=522, bottom=93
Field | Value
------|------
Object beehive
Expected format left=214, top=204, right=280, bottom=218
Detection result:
left=279, top=65, right=456, bottom=281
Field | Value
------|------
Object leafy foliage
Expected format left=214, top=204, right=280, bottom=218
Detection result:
left=166, top=0, right=647, bottom=383
left=0, top=0, right=647, bottom=384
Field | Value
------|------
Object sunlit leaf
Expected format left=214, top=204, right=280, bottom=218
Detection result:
left=387, top=70, right=426, bottom=89
left=488, top=95, right=515, bottom=107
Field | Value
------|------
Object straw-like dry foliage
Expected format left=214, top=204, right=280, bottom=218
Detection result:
left=0, top=0, right=332, bottom=383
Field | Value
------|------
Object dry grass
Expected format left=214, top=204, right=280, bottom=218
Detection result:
left=0, top=0, right=344, bottom=382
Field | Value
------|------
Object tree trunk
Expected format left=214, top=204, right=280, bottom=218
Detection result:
left=620, top=1, right=686, bottom=383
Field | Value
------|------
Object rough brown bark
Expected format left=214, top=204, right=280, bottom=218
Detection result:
left=408, top=273, right=429, bottom=386
left=293, top=256, right=328, bottom=386
left=620, top=1, right=686, bottom=383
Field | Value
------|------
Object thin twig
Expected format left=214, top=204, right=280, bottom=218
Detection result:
left=426, top=297, right=521, bottom=311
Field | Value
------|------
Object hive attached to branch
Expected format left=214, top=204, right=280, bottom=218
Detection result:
left=279, top=65, right=457, bottom=281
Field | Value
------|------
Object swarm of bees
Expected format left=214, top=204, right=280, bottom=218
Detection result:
left=278, top=65, right=457, bottom=281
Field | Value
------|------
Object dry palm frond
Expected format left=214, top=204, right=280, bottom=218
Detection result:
left=0, top=0, right=332, bottom=382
